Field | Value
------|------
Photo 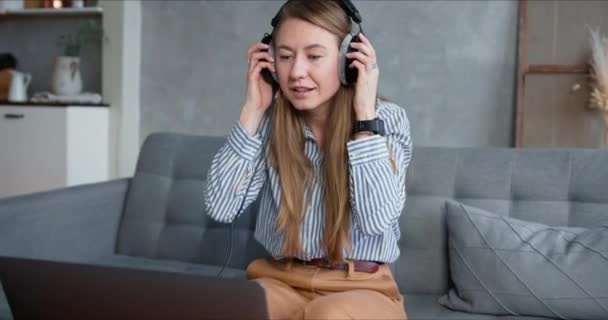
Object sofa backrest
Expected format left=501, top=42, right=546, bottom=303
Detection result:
left=399, top=147, right=608, bottom=294
left=116, top=133, right=608, bottom=295
left=115, top=133, right=270, bottom=269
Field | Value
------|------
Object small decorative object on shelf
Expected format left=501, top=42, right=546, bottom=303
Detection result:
left=42, top=0, right=70, bottom=9
left=71, top=0, right=83, bottom=8
left=588, top=27, right=608, bottom=146
left=51, top=56, right=82, bottom=96
left=31, top=91, right=102, bottom=104
left=0, top=0, right=24, bottom=12
left=24, top=0, right=40, bottom=8
left=52, top=19, right=103, bottom=96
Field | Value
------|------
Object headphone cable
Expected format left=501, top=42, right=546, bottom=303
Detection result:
left=216, top=153, right=262, bottom=278
left=215, top=220, right=235, bottom=277
left=216, top=88, right=275, bottom=278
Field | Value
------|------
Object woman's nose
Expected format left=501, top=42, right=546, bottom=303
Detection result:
left=289, top=56, right=308, bottom=80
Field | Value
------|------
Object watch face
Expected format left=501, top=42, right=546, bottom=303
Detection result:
left=378, top=119, right=386, bottom=135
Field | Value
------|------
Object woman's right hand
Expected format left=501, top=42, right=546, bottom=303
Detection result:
left=240, top=42, right=276, bottom=136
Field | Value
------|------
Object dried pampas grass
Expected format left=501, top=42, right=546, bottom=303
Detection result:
left=588, top=27, right=608, bottom=112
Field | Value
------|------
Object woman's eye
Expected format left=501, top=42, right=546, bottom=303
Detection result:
left=309, top=55, right=322, bottom=61
left=279, top=56, right=291, bottom=60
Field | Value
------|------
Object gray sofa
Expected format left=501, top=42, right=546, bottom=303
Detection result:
left=0, top=132, right=607, bottom=320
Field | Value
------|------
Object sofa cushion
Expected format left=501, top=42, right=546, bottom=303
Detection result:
left=114, top=133, right=271, bottom=270
left=399, top=148, right=608, bottom=295
left=439, top=200, right=608, bottom=320
left=404, top=294, right=555, bottom=320
left=92, top=254, right=247, bottom=280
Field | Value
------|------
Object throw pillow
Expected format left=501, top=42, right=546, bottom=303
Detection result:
left=438, top=200, right=608, bottom=320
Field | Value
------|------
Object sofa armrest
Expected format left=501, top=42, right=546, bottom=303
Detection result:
left=0, top=178, right=130, bottom=262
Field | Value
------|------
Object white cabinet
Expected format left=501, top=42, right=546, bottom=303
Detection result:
left=0, top=105, right=110, bottom=198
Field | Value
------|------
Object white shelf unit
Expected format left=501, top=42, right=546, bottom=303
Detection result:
left=0, top=105, right=110, bottom=198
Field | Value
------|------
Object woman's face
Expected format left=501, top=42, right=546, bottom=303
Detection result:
left=273, top=18, right=342, bottom=113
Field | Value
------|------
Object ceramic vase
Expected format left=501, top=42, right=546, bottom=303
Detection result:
left=51, top=56, right=82, bottom=96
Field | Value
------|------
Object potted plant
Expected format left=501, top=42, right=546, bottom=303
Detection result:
left=52, top=20, right=103, bottom=96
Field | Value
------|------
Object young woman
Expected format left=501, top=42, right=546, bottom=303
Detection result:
left=205, top=0, right=412, bottom=319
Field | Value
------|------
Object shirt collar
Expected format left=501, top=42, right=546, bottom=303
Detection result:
left=302, top=123, right=316, bottom=141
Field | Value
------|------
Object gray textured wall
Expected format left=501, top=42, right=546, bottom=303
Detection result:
left=140, top=0, right=518, bottom=147
left=0, top=16, right=102, bottom=95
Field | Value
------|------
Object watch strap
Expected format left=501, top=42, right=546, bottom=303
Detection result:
left=353, top=118, right=385, bottom=136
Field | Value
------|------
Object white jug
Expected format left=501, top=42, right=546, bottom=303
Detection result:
left=8, top=70, right=32, bottom=102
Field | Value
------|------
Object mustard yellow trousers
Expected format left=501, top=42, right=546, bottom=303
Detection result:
left=245, top=258, right=408, bottom=320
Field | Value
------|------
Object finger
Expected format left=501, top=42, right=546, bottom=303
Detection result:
left=249, top=52, right=274, bottom=72
left=349, top=60, right=366, bottom=76
left=249, top=51, right=274, bottom=64
left=358, top=33, right=374, bottom=49
left=355, top=34, right=376, bottom=57
left=346, top=51, right=372, bottom=66
left=250, top=61, right=275, bottom=79
left=349, top=41, right=374, bottom=59
left=247, top=42, right=269, bottom=56
left=247, top=42, right=270, bottom=59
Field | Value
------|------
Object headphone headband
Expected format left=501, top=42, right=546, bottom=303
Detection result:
left=338, top=0, right=362, bottom=24
left=263, top=0, right=363, bottom=87
left=271, top=0, right=362, bottom=28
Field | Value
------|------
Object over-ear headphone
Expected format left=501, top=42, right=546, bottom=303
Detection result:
left=260, top=0, right=364, bottom=87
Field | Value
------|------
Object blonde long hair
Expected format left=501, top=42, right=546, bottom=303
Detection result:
left=267, top=0, right=355, bottom=263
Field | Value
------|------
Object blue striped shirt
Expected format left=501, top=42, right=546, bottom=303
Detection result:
left=204, top=100, right=412, bottom=263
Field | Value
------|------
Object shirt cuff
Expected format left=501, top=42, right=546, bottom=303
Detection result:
left=227, top=121, right=263, bottom=162
left=347, top=135, right=389, bottom=166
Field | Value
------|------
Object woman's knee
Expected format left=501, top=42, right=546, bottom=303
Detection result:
left=302, top=290, right=407, bottom=320
left=302, top=294, right=352, bottom=320
left=253, top=277, right=309, bottom=320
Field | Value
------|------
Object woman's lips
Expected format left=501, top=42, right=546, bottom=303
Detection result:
left=291, top=87, right=314, bottom=99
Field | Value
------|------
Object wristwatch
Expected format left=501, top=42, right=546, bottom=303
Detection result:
left=353, top=118, right=386, bottom=136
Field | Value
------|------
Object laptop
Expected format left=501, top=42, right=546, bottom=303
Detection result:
left=0, top=256, right=268, bottom=320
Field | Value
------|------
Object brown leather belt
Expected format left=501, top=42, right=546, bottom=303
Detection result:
left=293, top=258, right=381, bottom=273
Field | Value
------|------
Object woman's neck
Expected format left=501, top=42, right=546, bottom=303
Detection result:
left=302, top=102, right=331, bottom=147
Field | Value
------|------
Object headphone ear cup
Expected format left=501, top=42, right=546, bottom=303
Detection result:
left=339, top=33, right=360, bottom=86
left=268, top=45, right=278, bottom=83
left=260, top=34, right=278, bottom=86
left=345, top=33, right=361, bottom=85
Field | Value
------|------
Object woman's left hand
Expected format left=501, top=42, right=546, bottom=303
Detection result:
left=346, top=33, right=379, bottom=121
